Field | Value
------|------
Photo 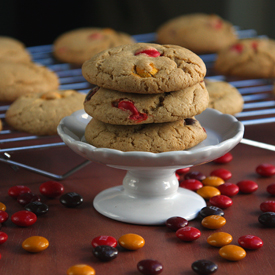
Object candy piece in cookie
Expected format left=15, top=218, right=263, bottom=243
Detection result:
left=156, top=13, right=237, bottom=54
left=82, top=43, right=206, bottom=94
left=53, top=27, right=135, bottom=65
left=84, top=82, right=209, bottom=125
left=84, top=117, right=207, bottom=153
left=5, top=90, right=85, bottom=135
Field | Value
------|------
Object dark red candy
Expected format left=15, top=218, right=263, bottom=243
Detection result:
left=8, top=185, right=31, bottom=199
left=238, top=235, right=263, bottom=250
left=184, top=171, right=206, bottom=181
left=176, top=226, right=201, bottom=242
left=230, top=43, right=244, bottom=53
left=267, top=183, right=275, bottom=195
left=135, top=49, right=161, bottom=57
left=165, top=216, right=188, bottom=231
left=191, top=259, right=218, bottom=275
left=17, top=192, right=41, bottom=206
left=258, top=212, right=275, bottom=227
left=199, top=206, right=224, bottom=219
left=209, top=195, right=233, bottom=209
left=256, top=163, right=275, bottom=177
left=210, top=168, right=232, bottom=181
left=39, top=181, right=64, bottom=198
left=0, top=232, right=8, bottom=244
left=260, top=201, right=275, bottom=212
left=137, top=259, right=163, bottom=275
left=237, top=180, right=258, bottom=194
left=24, top=201, right=49, bottom=216
left=11, top=210, right=37, bottom=227
left=91, top=235, right=117, bottom=248
left=59, top=192, right=83, bottom=208
left=217, top=182, right=239, bottom=197
left=179, top=179, right=203, bottom=191
left=93, top=245, right=118, bottom=262
left=117, top=100, right=148, bottom=122
left=0, top=211, right=9, bottom=223
left=176, top=167, right=191, bottom=175
left=212, top=152, right=233, bottom=164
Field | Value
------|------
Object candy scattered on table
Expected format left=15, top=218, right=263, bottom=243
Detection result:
left=197, top=186, right=221, bottom=200
left=22, top=236, right=49, bottom=252
left=165, top=216, right=188, bottom=231
left=260, top=201, right=275, bottom=212
left=217, top=182, right=239, bottom=197
left=92, top=245, right=118, bottom=261
left=201, top=215, right=226, bottom=229
left=238, top=235, right=263, bottom=250
left=212, top=152, right=233, bottom=164
left=24, top=201, right=49, bottom=216
left=210, top=168, right=232, bottom=181
left=267, top=183, right=275, bottom=195
left=258, top=212, right=275, bottom=227
left=219, top=245, right=246, bottom=261
left=39, top=181, right=64, bottom=198
left=179, top=179, right=203, bottom=191
left=118, top=233, right=145, bottom=250
left=91, top=235, right=117, bottom=248
left=191, top=259, right=218, bottom=275
left=8, top=185, right=31, bottom=199
left=67, top=264, right=95, bottom=275
left=176, top=167, right=190, bottom=175
left=237, top=180, right=258, bottom=194
left=0, top=210, right=9, bottom=223
left=59, top=192, right=84, bottom=208
left=176, top=226, right=201, bottom=241
left=199, top=206, right=224, bottom=218
left=207, top=232, right=233, bottom=247
left=209, top=195, right=233, bottom=209
left=11, top=210, right=37, bottom=227
left=0, top=232, right=8, bottom=244
left=17, top=192, right=41, bottom=206
left=256, top=163, right=275, bottom=177
left=137, top=259, right=163, bottom=275
left=185, top=171, right=206, bottom=181
left=0, top=202, right=6, bottom=211
left=202, top=176, right=224, bottom=187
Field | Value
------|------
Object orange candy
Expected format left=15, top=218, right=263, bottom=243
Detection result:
left=201, top=215, right=226, bottom=229
left=197, top=186, right=221, bottom=200
left=207, top=232, right=233, bottom=247
left=118, top=233, right=145, bottom=250
left=135, top=63, right=158, bottom=77
left=219, top=245, right=246, bottom=261
left=202, top=176, right=224, bottom=187
left=0, top=202, right=6, bottom=211
left=67, top=264, right=95, bottom=275
left=22, top=236, right=49, bottom=253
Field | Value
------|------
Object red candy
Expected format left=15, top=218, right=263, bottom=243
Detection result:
left=213, top=152, right=233, bottom=164
left=217, top=182, right=239, bottom=197
left=8, top=185, right=31, bottom=199
left=91, top=235, right=117, bottom=248
left=238, top=235, right=263, bottom=250
left=251, top=41, right=258, bottom=51
left=210, top=168, right=232, bottom=181
left=0, top=211, right=9, bottom=223
left=135, top=49, right=161, bottom=57
left=11, top=210, right=37, bottom=227
left=237, top=180, right=258, bottom=194
left=137, top=259, right=163, bottom=275
left=117, top=100, right=148, bottom=122
left=17, top=192, right=41, bottom=206
left=179, top=179, right=203, bottom=191
left=230, top=43, right=244, bottom=53
left=176, top=167, right=190, bottom=175
left=176, top=226, right=201, bottom=242
left=39, top=181, right=64, bottom=198
left=260, top=201, right=275, bottom=212
left=267, top=183, right=275, bottom=195
left=256, top=163, right=275, bottom=177
left=88, top=33, right=103, bottom=40
left=0, top=232, right=8, bottom=244
left=165, top=216, right=188, bottom=231
left=209, top=195, right=233, bottom=209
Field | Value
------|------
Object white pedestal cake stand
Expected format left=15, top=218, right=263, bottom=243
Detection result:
left=57, top=108, right=244, bottom=225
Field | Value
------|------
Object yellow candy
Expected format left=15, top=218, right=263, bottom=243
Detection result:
left=22, top=236, right=49, bottom=253
left=118, top=233, right=145, bottom=250
left=201, top=215, right=226, bottom=229
left=0, top=202, right=6, bottom=211
left=67, top=264, right=95, bottom=275
left=219, top=245, right=246, bottom=261
left=197, top=186, right=221, bottom=200
left=134, top=63, right=158, bottom=77
left=207, top=232, right=233, bottom=247
left=40, top=91, right=61, bottom=100
left=202, top=176, right=224, bottom=187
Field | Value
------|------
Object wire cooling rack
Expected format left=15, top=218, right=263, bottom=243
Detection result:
left=1, top=28, right=275, bottom=179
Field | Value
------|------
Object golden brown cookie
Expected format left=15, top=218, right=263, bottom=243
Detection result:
left=5, top=90, right=85, bottom=135
left=53, top=28, right=135, bottom=65
left=205, top=79, right=243, bottom=115
left=0, top=62, right=59, bottom=102
left=85, top=117, right=207, bottom=153
left=0, top=36, right=31, bottom=63
left=156, top=13, right=237, bottom=54
left=214, top=38, right=275, bottom=78
left=82, top=43, right=206, bottom=94
left=84, top=82, right=209, bottom=125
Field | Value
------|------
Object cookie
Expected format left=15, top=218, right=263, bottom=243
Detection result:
left=84, top=82, right=209, bottom=125
left=156, top=13, right=237, bottom=54
left=0, top=119, right=2, bottom=132
left=0, top=62, right=59, bottom=102
left=214, top=38, right=275, bottom=78
left=205, top=79, right=243, bottom=115
left=85, top=117, right=207, bottom=153
left=0, top=36, right=31, bottom=63
left=53, top=28, right=135, bottom=65
left=5, top=90, right=85, bottom=135
left=82, top=43, right=206, bottom=94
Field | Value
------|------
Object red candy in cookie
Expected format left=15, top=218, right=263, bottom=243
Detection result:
left=135, top=48, right=161, bottom=57
left=230, top=43, right=243, bottom=53
left=118, top=100, right=148, bottom=122
left=88, top=33, right=103, bottom=40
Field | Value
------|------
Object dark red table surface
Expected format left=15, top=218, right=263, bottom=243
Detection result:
left=0, top=121, right=274, bottom=275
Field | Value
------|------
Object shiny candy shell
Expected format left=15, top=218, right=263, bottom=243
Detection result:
left=22, top=236, right=49, bottom=252
left=213, top=152, right=233, bottom=164
left=219, top=245, right=246, bottom=261
left=25, top=201, right=49, bottom=216
left=93, top=245, right=118, bottom=261
left=137, top=259, right=163, bottom=275
left=67, top=264, right=95, bottom=275
left=59, top=192, right=83, bottom=208
left=238, top=235, right=263, bottom=250
left=11, top=210, right=37, bottom=227
left=118, top=233, right=145, bottom=250
left=260, top=201, right=275, bottom=212
left=201, top=215, right=226, bottom=229
left=91, top=235, right=117, bottom=248
left=0, top=232, right=8, bottom=244
left=8, top=185, right=31, bottom=198
left=258, top=212, right=275, bottom=227
left=0, top=210, right=9, bottom=223
left=267, top=183, right=275, bottom=195
left=237, top=180, right=258, bottom=194
left=179, top=179, right=203, bottom=191
left=191, top=259, right=218, bottom=275
left=207, top=232, right=232, bottom=247
left=210, top=168, right=232, bottom=181
left=17, top=192, right=41, bottom=206
left=176, top=226, right=201, bottom=241
left=0, top=202, right=6, bottom=211
left=197, top=186, right=221, bottom=200
left=165, top=216, right=188, bottom=231
left=202, top=176, right=224, bottom=187
left=185, top=171, right=206, bottom=181
left=209, top=195, right=233, bottom=209
left=199, top=206, right=224, bottom=219
left=256, top=163, right=275, bottom=177
left=39, top=181, right=64, bottom=198
left=217, top=183, right=239, bottom=197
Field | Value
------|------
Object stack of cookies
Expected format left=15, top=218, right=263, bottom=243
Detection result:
left=82, top=43, right=209, bottom=153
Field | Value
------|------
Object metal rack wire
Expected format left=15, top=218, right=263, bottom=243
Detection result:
left=1, top=29, right=275, bottom=179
